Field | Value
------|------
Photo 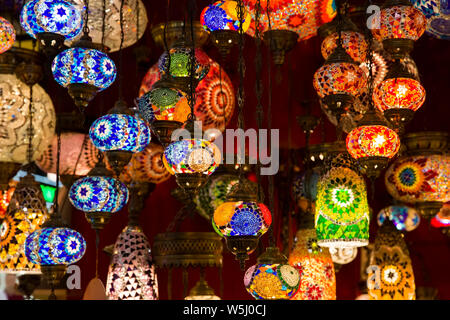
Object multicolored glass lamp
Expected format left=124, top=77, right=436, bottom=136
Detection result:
left=367, top=219, right=415, bottom=300
left=0, top=16, right=15, bottom=54
left=377, top=205, right=420, bottom=232
left=20, top=0, right=84, bottom=55
left=245, top=246, right=300, bottom=300
left=315, top=153, right=370, bottom=249
left=412, top=0, right=450, bottom=40
left=69, top=159, right=129, bottom=230
left=385, top=131, right=449, bottom=219
left=213, top=178, right=271, bottom=269
left=313, top=35, right=367, bottom=120
left=200, top=1, right=251, bottom=58
left=372, top=0, right=426, bottom=59
left=89, top=101, right=151, bottom=177
left=373, top=59, right=426, bottom=135
left=52, top=32, right=117, bottom=109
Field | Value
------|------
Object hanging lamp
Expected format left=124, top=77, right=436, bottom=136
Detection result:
left=0, top=16, right=15, bottom=54
left=20, top=0, right=84, bottom=56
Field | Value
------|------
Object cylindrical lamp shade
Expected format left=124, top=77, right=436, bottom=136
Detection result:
left=385, top=155, right=450, bottom=204
left=106, top=226, right=158, bottom=300
left=36, top=132, right=98, bottom=176
left=201, top=1, right=251, bottom=32
left=313, top=62, right=367, bottom=98
left=163, top=139, right=221, bottom=176
left=244, top=0, right=336, bottom=41
left=0, top=74, right=56, bottom=163
left=321, top=31, right=368, bottom=63
left=315, top=166, right=370, bottom=248
left=20, top=0, right=83, bottom=40
left=139, top=50, right=235, bottom=132
left=288, top=229, right=336, bottom=300
left=346, top=125, right=400, bottom=159
left=0, top=16, right=15, bottom=53
left=52, top=47, right=117, bottom=91
left=89, top=114, right=151, bottom=153
left=367, top=221, right=415, bottom=300
left=377, top=205, right=420, bottom=232
left=25, top=227, right=86, bottom=265
left=213, top=202, right=271, bottom=237
left=120, top=142, right=171, bottom=184
left=69, top=0, right=148, bottom=52
left=69, top=176, right=129, bottom=213
left=244, top=263, right=300, bottom=300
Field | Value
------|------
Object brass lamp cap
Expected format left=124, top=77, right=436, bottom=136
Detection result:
left=226, top=179, right=258, bottom=202
left=257, top=246, right=288, bottom=265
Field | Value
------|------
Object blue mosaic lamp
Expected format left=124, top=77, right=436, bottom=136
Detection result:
left=20, top=0, right=83, bottom=55
left=377, top=205, right=420, bottom=232
left=89, top=100, right=151, bottom=176
left=69, top=159, right=129, bottom=230
left=412, top=0, right=450, bottom=40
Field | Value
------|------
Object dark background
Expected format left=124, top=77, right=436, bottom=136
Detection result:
left=30, top=0, right=450, bottom=300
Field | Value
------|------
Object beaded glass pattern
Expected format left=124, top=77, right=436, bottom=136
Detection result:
left=201, top=1, right=251, bottom=32
left=377, top=205, right=420, bottom=232
left=52, top=47, right=116, bottom=91
left=25, top=227, right=86, bottom=265
left=69, top=176, right=129, bottom=213
left=20, top=0, right=83, bottom=40
left=244, top=263, right=300, bottom=300
left=374, top=77, right=426, bottom=112
left=244, top=0, right=336, bottom=41
left=89, top=114, right=150, bottom=153
left=0, top=16, right=15, bottom=54
left=346, top=125, right=400, bottom=159
left=385, top=155, right=450, bottom=203
left=163, top=139, right=221, bottom=175
left=213, top=201, right=272, bottom=237
left=288, top=229, right=336, bottom=300
left=106, top=226, right=159, bottom=300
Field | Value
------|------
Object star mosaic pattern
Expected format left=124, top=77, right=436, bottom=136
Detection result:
left=69, top=176, right=129, bottom=213
left=346, top=125, right=400, bottom=159
left=200, top=1, right=251, bottom=32
left=288, top=229, right=336, bottom=300
left=25, top=227, right=86, bottom=265
left=374, top=77, right=426, bottom=112
left=106, top=226, right=159, bottom=300
left=377, top=205, right=420, bottom=232
left=244, top=263, right=300, bottom=300
left=385, top=155, right=450, bottom=203
left=0, top=16, right=15, bottom=54
left=89, top=114, right=151, bottom=153
left=52, top=47, right=117, bottom=91
left=20, top=0, right=83, bottom=40
left=213, top=201, right=272, bottom=237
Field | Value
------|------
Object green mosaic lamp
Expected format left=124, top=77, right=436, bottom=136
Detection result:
left=315, top=152, right=370, bottom=249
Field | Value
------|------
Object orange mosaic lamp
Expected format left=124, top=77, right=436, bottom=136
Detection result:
left=373, top=59, right=426, bottom=135
left=321, top=31, right=368, bottom=63
left=371, top=0, right=426, bottom=58
left=313, top=40, right=367, bottom=118
left=367, top=219, right=415, bottom=300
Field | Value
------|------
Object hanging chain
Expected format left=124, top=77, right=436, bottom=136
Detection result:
left=26, top=85, right=34, bottom=171
left=236, top=0, right=246, bottom=183
left=83, top=0, right=90, bottom=36
left=186, top=0, right=197, bottom=122
left=118, top=0, right=125, bottom=101
left=365, top=3, right=375, bottom=112
left=101, top=0, right=106, bottom=47
left=254, top=0, right=263, bottom=202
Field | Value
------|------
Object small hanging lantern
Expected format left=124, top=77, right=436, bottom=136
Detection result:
left=0, top=16, right=15, bottom=54
left=20, top=0, right=84, bottom=56
left=372, top=0, right=426, bottom=59
left=373, top=59, right=426, bottom=135
left=213, top=179, right=271, bottom=269
left=89, top=100, right=151, bottom=177
left=263, top=30, right=298, bottom=66
left=200, top=1, right=252, bottom=58
left=245, top=247, right=300, bottom=300
left=377, top=205, right=420, bottom=232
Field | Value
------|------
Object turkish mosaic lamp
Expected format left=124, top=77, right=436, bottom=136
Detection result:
left=0, top=16, right=15, bottom=54
left=412, top=0, right=450, bottom=40
left=377, top=205, right=420, bottom=232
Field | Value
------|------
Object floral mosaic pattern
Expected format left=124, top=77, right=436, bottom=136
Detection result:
left=0, top=16, right=15, bottom=54
left=385, top=155, right=450, bottom=203
left=374, top=77, right=426, bottom=112
left=25, top=227, right=86, bottom=265
left=52, top=47, right=116, bottom=91
left=201, top=1, right=251, bottom=32
left=288, top=229, right=336, bottom=300
left=245, top=263, right=300, bottom=300
left=346, top=125, right=400, bottom=159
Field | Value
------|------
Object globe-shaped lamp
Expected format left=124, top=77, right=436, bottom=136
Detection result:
left=0, top=16, right=15, bottom=54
